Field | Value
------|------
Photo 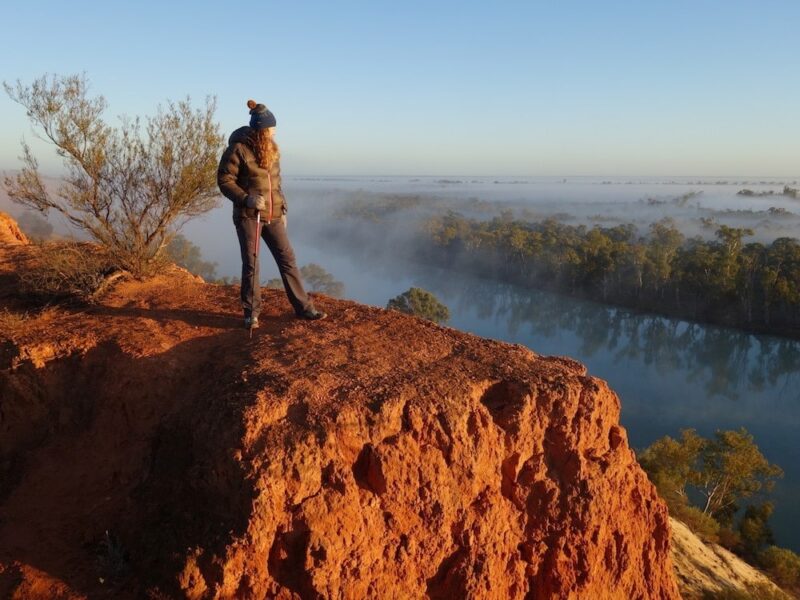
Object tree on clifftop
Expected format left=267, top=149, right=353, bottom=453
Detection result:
left=387, top=287, right=450, bottom=324
left=3, top=73, right=224, bottom=276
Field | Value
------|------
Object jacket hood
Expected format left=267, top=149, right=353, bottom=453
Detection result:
left=228, top=126, right=253, bottom=146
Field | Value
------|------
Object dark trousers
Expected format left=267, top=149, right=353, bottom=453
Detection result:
left=234, top=214, right=311, bottom=318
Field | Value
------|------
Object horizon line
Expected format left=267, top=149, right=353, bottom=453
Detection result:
left=6, top=167, right=799, bottom=181
left=286, top=174, right=800, bottom=179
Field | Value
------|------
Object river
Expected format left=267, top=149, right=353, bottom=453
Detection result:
left=184, top=176, right=800, bottom=551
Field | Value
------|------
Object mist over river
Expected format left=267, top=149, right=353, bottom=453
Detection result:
left=184, top=176, right=800, bottom=550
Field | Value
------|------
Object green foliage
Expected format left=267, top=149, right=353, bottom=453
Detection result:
left=645, top=218, right=683, bottom=289
left=165, top=234, right=218, bottom=281
left=738, top=503, right=775, bottom=560
left=640, top=429, right=799, bottom=595
left=638, top=431, right=721, bottom=543
left=387, top=287, right=450, bottom=324
left=672, top=504, right=721, bottom=544
left=3, top=73, right=224, bottom=277
left=638, top=428, right=782, bottom=544
left=759, top=546, right=800, bottom=589
left=717, top=527, right=743, bottom=552
left=300, top=263, right=345, bottom=298
left=700, top=429, right=783, bottom=524
left=639, top=429, right=704, bottom=507
left=418, top=211, right=800, bottom=335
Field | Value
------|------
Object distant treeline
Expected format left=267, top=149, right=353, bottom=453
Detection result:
left=737, top=186, right=800, bottom=199
left=419, top=213, right=800, bottom=336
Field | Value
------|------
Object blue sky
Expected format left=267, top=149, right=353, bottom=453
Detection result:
left=1, top=1, right=798, bottom=176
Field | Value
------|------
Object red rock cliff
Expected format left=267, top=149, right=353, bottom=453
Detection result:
left=0, top=213, right=679, bottom=599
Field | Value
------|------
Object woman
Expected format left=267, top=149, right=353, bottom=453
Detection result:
left=217, top=100, right=326, bottom=329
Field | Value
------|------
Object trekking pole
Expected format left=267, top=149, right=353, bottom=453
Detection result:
left=250, top=211, right=261, bottom=339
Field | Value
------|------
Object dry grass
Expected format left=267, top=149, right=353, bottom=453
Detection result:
left=0, top=306, right=62, bottom=340
left=19, top=241, right=122, bottom=304
left=0, top=308, right=30, bottom=335
left=701, top=582, right=792, bottom=599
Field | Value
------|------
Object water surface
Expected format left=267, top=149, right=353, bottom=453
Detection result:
left=184, top=176, right=800, bottom=550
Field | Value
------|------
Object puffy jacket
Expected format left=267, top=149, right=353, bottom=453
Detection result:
left=217, top=126, right=287, bottom=220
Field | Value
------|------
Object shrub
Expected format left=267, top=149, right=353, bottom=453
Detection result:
left=738, top=502, right=775, bottom=560
left=387, top=287, right=450, bottom=324
left=19, top=241, right=120, bottom=303
left=759, top=546, right=800, bottom=589
left=717, top=527, right=742, bottom=553
left=673, top=504, right=721, bottom=543
left=3, top=73, right=224, bottom=277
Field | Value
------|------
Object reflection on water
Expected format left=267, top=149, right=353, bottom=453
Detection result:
left=428, top=276, right=800, bottom=403
left=398, top=268, right=800, bottom=551
left=181, top=182, right=800, bottom=551
left=288, top=239, right=800, bottom=550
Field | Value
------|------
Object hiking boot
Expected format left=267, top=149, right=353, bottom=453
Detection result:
left=244, top=316, right=260, bottom=330
left=297, top=307, right=327, bottom=320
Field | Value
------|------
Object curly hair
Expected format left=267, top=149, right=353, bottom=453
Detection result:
left=249, top=128, right=280, bottom=170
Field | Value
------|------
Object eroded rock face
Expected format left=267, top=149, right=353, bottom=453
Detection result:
left=0, top=212, right=28, bottom=245
left=171, top=331, right=678, bottom=600
left=0, top=214, right=679, bottom=599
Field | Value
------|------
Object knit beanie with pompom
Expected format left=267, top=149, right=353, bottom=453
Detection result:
left=247, top=99, right=277, bottom=129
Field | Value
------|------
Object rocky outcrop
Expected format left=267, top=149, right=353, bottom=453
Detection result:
left=0, top=213, right=679, bottom=599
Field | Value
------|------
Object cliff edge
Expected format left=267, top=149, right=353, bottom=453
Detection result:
left=0, top=213, right=679, bottom=599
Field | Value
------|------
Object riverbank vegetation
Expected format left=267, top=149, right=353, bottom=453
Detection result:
left=639, top=429, right=800, bottom=595
left=420, top=213, right=800, bottom=338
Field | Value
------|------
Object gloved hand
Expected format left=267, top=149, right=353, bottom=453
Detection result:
left=245, top=194, right=267, bottom=211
